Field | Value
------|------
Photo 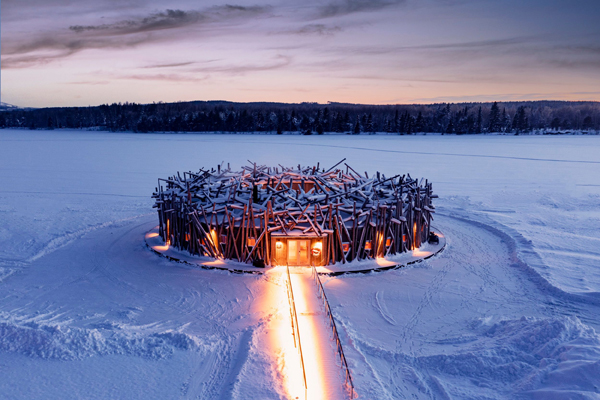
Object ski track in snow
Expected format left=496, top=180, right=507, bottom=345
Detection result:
left=27, top=213, right=154, bottom=263
left=1, top=130, right=599, bottom=399
left=375, top=291, right=397, bottom=326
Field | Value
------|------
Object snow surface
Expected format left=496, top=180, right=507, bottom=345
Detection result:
left=1, top=129, right=599, bottom=399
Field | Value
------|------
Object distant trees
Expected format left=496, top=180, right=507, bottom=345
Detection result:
left=583, top=116, right=594, bottom=130
left=353, top=117, right=361, bottom=134
left=488, top=102, right=501, bottom=132
left=1, top=100, right=599, bottom=134
left=512, top=106, right=528, bottom=134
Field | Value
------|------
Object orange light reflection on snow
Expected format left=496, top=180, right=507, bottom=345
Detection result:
left=290, top=270, right=330, bottom=400
left=376, top=257, right=394, bottom=267
left=412, top=249, right=431, bottom=257
left=262, top=267, right=306, bottom=399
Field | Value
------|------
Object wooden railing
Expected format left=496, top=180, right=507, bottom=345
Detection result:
left=311, top=266, right=356, bottom=399
left=286, top=265, right=308, bottom=400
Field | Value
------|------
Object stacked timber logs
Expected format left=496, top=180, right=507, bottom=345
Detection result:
left=152, top=160, right=437, bottom=266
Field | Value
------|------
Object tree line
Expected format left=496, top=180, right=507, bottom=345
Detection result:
left=1, top=100, right=598, bottom=134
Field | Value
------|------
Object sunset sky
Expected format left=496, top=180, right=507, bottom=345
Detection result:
left=2, top=0, right=600, bottom=108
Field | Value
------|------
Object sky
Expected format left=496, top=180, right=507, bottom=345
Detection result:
left=1, top=0, right=600, bottom=108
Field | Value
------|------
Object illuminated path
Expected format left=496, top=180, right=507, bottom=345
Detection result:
left=288, top=267, right=347, bottom=400
left=145, top=229, right=446, bottom=399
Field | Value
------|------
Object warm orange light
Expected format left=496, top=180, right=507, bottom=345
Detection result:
left=412, top=248, right=431, bottom=257
left=209, top=229, right=219, bottom=255
left=365, top=240, right=372, bottom=250
left=260, top=267, right=306, bottom=399
left=376, top=232, right=384, bottom=257
left=312, top=241, right=323, bottom=257
left=153, top=244, right=169, bottom=252
left=276, top=241, right=283, bottom=249
left=376, top=256, right=392, bottom=266
left=166, top=219, right=170, bottom=245
left=247, top=237, right=256, bottom=247
left=146, top=232, right=159, bottom=238
left=290, top=270, right=330, bottom=400
left=413, top=222, right=417, bottom=249
left=204, top=259, right=225, bottom=266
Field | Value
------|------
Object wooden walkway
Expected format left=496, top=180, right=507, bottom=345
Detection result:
left=288, top=267, right=347, bottom=400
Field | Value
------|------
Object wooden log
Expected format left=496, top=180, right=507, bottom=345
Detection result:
left=351, top=202, right=357, bottom=261
left=245, top=228, right=267, bottom=263
left=333, top=213, right=345, bottom=264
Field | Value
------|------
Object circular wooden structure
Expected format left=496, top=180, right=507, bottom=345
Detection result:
left=152, top=160, right=437, bottom=267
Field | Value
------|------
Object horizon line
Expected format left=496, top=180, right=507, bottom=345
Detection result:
left=5, top=98, right=600, bottom=110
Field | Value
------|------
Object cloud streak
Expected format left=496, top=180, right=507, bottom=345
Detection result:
left=189, top=55, right=292, bottom=75
left=316, top=0, right=406, bottom=18
left=283, top=24, right=342, bottom=36
left=142, top=62, right=199, bottom=69
left=68, top=9, right=201, bottom=35
left=2, top=5, right=273, bottom=68
left=105, top=55, right=292, bottom=83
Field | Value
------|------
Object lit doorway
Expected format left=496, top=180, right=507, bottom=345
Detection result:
left=287, top=239, right=309, bottom=266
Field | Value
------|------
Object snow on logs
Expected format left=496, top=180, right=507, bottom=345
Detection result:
left=152, top=160, right=436, bottom=267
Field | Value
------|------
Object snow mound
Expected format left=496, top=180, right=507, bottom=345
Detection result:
left=354, top=316, right=600, bottom=398
left=458, top=316, right=599, bottom=383
left=0, top=315, right=214, bottom=361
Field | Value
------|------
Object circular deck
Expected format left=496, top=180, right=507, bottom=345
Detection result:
left=145, top=227, right=446, bottom=275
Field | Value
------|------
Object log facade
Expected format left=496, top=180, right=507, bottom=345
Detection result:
left=152, top=160, right=437, bottom=267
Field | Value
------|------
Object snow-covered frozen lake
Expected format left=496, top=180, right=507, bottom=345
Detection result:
left=1, top=129, right=599, bottom=399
